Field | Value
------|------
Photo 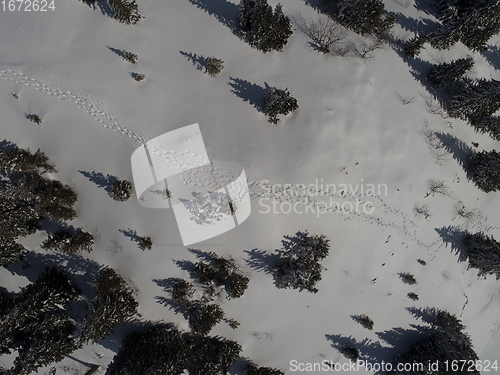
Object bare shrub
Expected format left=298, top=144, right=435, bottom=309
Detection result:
left=26, top=114, right=41, bottom=124
left=413, top=202, right=431, bottom=219
left=419, top=120, right=450, bottom=165
left=131, top=72, right=145, bottom=81
left=352, top=36, right=384, bottom=58
left=293, top=14, right=348, bottom=54
left=426, top=178, right=452, bottom=197
left=395, top=92, right=417, bottom=105
left=420, top=92, right=447, bottom=117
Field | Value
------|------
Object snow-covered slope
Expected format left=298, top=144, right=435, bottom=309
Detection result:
left=1, top=0, right=499, bottom=373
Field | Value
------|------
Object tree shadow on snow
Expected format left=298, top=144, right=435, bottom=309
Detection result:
left=397, top=13, right=440, bottom=36
left=435, top=225, right=469, bottom=262
left=82, top=0, right=115, bottom=20
left=481, top=44, right=500, bottom=70
left=79, top=170, right=117, bottom=194
left=119, top=228, right=142, bottom=244
left=179, top=51, right=209, bottom=71
left=243, top=248, right=280, bottom=275
left=187, top=0, right=239, bottom=35
left=434, top=133, right=474, bottom=178
left=228, top=78, right=267, bottom=113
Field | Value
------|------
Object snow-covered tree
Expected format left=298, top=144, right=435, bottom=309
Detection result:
left=273, top=231, right=330, bottom=293
left=395, top=310, right=479, bottom=374
left=264, top=86, right=298, bottom=124
left=238, top=0, right=293, bottom=52
left=205, top=57, right=224, bottom=77
left=470, top=116, right=500, bottom=141
left=193, top=255, right=249, bottom=299
left=106, top=324, right=189, bottom=375
left=399, top=272, right=417, bottom=285
left=187, top=301, right=224, bottom=335
left=428, top=57, right=474, bottom=87
left=0, top=145, right=56, bottom=175
left=110, top=179, right=132, bottom=201
left=463, top=232, right=500, bottom=279
left=0, top=237, right=27, bottom=267
left=447, top=79, right=500, bottom=120
left=42, top=227, right=94, bottom=254
left=108, top=0, right=142, bottom=24
left=82, top=268, right=138, bottom=343
left=186, top=335, right=241, bottom=375
left=468, top=149, right=500, bottom=192
left=337, top=0, right=396, bottom=38
left=353, top=314, right=374, bottom=330
left=0, top=268, right=80, bottom=374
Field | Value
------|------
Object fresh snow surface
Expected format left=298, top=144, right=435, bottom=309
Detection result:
left=0, top=0, right=500, bottom=374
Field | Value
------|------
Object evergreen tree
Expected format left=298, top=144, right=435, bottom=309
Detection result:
left=138, top=236, right=153, bottom=250
left=468, top=149, right=500, bottom=192
left=193, top=255, right=249, bottom=299
left=428, top=56, right=474, bottom=87
left=42, top=227, right=94, bottom=254
left=82, top=268, right=138, bottom=343
left=186, top=335, right=241, bottom=375
left=0, top=268, right=80, bottom=373
left=470, top=116, right=500, bottom=141
left=264, top=86, right=298, bottom=124
left=187, top=301, right=224, bottom=335
left=110, top=179, right=132, bottom=201
left=448, top=79, right=500, bottom=120
left=0, top=145, right=56, bottom=175
left=108, top=0, right=142, bottom=25
left=246, top=362, right=284, bottom=375
left=395, top=310, right=479, bottom=374
left=106, top=324, right=189, bottom=375
left=238, top=0, right=293, bottom=52
left=463, top=232, right=500, bottom=279
left=337, top=0, right=396, bottom=38
left=273, top=231, right=330, bottom=293
left=0, top=237, right=27, bottom=267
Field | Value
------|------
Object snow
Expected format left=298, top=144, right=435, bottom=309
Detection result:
left=1, top=0, right=500, bottom=373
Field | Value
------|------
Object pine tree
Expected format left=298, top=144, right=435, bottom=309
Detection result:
left=238, top=0, right=293, bottom=52
left=246, top=362, right=284, bottom=375
left=264, top=86, right=298, bottom=124
left=0, top=145, right=56, bottom=175
left=110, top=179, right=132, bottom=201
left=138, top=236, right=153, bottom=250
left=187, top=301, right=224, bottom=335
left=428, top=57, right=474, bottom=87
left=106, top=324, right=189, bottom=375
left=82, top=268, right=138, bottom=343
left=463, top=232, right=500, bottom=279
left=448, top=79, right=500, bottom=120
left=470, top=116, right=500, bottom=141
left=337, top=0, right=395, bottom=37
left=42, top=227, right=94, bottom=254
left=468, top=149, right=500, bottom=192
left=108, top=0, right=142, bottom=24
left=396, top=310, right=479, bottom=374
left=273, top=231, right=330, bottom=293
left=186, top=335, right=241, bottom=375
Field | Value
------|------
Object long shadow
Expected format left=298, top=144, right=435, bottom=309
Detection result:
left=119, top=228, right=142, bottom=243
left=179, top=51, right=209, bottom=71
left=98, top=318, right=155, bottom=353
left=405, top=306, right=440, bottom=324
left=435, top=133, right=473, bottom=179
left=413, top=0, right=440, bottom=17
left=482, top=45, right=500, bottom=70
left=0, top=140, right=16, bottom=152
left=5, top=251, right=103, bottom=299
left=397, top=13, right=440, bottom=35
left=243, top=248, right=280, bottom=274
left=375, top=325, right=430, bottom=356
left=435, top=225, right=469, bottom=262
left=83, top=0, right=115, bottom=20
left=228, top=78, right=267, bottom=113
left=79, top=170, right=117, bottom=194
left=107, top=46, right=126, bottom=59
left=187, top=0, right=239, bottom=35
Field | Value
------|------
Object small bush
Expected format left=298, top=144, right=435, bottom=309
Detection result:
left=264, top=87, right=298, bottom=124
left=413, top=202, right=431, bottom=219
left=110, top=179, right=132, bottom=201
left=205, top=57, right=224, bottom=77
left=353, top=314, right=374, bottom=330
left=408, top=292, right=419, bottom=301
left=417, top=259, right=427, bottom=266
left=123, top=51, right=138, bottom=64
left=400, top=272, right=417, bottom=285
left=131, top=72, right=145, bottom=81
left=138, top=236, right=153, bottom=250
left=26, top=114, right=41, bottom=124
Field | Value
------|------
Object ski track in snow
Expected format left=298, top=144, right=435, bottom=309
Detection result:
left=0, top=68, right=467, bottom=253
